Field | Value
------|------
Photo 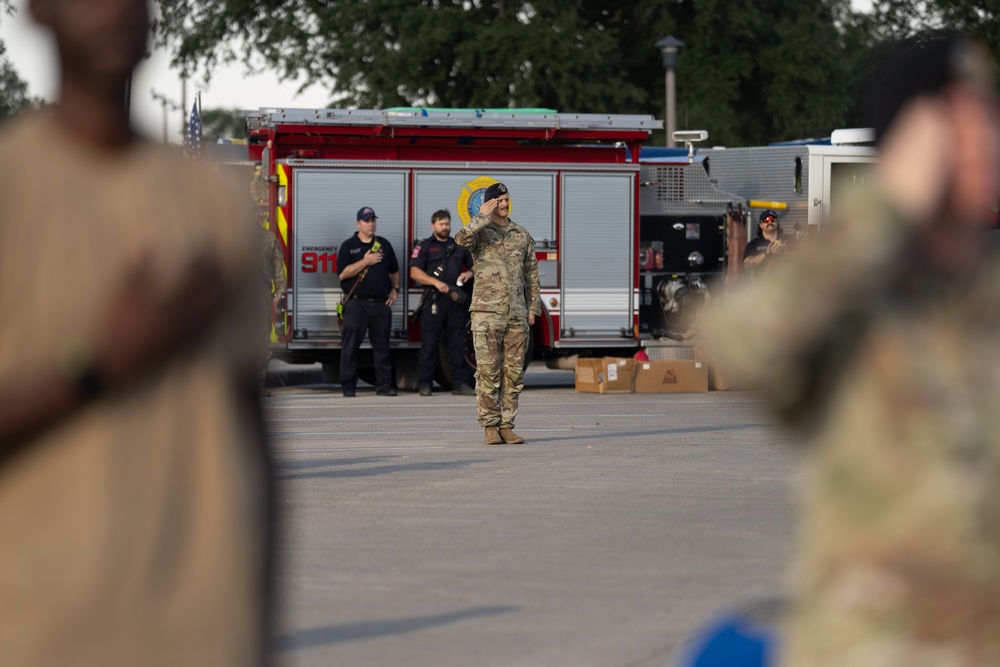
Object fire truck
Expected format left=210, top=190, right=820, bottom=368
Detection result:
left=247, top=108, right=661, bottom=389
left=246, top=108, right=876, bottom=387
left=636, top=129, right=877, bottom=338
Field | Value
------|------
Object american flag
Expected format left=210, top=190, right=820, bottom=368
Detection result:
left=183, top=100, right=202, bottom=158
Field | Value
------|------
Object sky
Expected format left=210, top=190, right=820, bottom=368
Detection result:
left=1, top=0, right=874, bottom=144
left=0, top=0, right=332, bottom=142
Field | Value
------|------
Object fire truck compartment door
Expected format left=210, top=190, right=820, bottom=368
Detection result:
left=559, top=173, right=634, bottom=339
left=292, top=168, right=408, bottom=341
left=413, top=170, right=556, bottom=244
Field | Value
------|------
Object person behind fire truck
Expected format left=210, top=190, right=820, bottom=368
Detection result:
left=0, top=0, right=274, bottom=665
left=337, top=206, right=401, bottom=397
left=702, top=35, right=1000, bottom=666
left=455, top=183, right=541, bottom=445
left=257, top=209, right=286, bottom=397
left=410, top=209, right=475, bottom=396
left=742, top=209, right=786, bottom=276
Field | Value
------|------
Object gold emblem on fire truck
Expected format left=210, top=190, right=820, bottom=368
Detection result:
left=457, top=176, right=512, bottom=226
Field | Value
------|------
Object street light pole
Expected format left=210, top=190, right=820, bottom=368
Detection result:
left=666, top=67, right=676, bottom=148
left=151, top=89, right=179, bottom=144
left=655, top=35, right=684, bottom=148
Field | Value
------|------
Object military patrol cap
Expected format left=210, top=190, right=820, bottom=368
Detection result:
left=484, top=182, right=508, bottom=201
left=356, top=206, right=378, bottom=221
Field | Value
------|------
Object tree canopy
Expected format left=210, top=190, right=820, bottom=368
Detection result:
left=0, top=41, right=31, bottom=118
left=155, top=0, right=997, bottom=146
left=0, top=0, right=33, bottom=119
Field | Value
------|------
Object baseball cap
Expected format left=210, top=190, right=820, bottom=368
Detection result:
left=759, top=209, right=779, bottom=223
left=356, top=207, right=378, bottom=221
left=484, top=182, right=508, bottom=201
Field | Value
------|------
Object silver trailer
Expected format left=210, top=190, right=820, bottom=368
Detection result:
left=700, top=140, right=876, bottom=237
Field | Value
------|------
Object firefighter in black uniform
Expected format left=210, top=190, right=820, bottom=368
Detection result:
left=337, top=206, right=400, bottom=397
left=410, top=209, right=476, bottom=396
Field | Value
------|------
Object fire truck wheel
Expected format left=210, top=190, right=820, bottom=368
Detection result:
left=357, top=367, right=378, bottom=387
left=435, top=319, right=476, bottom=390
left=321, top=360, right=340, bottom=385
left=394, top=350, right=420, bottom=392
left=435, top=322, right=533, bottom=389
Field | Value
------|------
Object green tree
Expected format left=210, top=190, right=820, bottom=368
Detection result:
left=871, top=0, right=1000, bottom=61
left=155, top=0, right=873, bottom=146
left=0, top=41, right=31, bottom=118
left=665, top=0, right=849, bottom=144
left=0, top=0, right=33, bottom=119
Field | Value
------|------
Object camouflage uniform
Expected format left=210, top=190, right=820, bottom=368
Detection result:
left=704, top=190, right=1000, bottom=666
left=456, top=213, right=541, bottom=428
left=257, top=225, right=286, bottom=383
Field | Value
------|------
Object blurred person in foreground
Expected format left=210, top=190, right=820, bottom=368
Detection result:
left=703, top=35, right=1000, bottom=666
left=0, top=0, right=273, bottom=665
left=257, top=210, right=286, bottom=397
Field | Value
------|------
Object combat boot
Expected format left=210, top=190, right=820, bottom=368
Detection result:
left=452, top=383, right=476, bottom=396
left=484, top=426, right=503, bottom=445
left=498, top=427, right=524, bottom=444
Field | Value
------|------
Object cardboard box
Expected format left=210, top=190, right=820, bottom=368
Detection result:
left=632, top=360, right=708, bottom=393
left=574, top=357, right=635, bottom=393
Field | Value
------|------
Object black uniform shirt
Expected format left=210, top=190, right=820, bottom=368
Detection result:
left=744, top=233, right=785, bottom=276
left=410, top=236, right=473, bottom=286
left=744, top=235, right=771, bottom=260
left=338, top=233, right=399, bottom=299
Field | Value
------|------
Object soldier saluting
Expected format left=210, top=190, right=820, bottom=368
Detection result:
left=455, top=182, right=541, bottom=445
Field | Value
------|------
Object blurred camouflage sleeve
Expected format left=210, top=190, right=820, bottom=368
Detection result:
left=523, top=234, right=541, bottom=317
left=702, top=191, right=916, bottom=424
left=269, top=234, right=286, bottom=295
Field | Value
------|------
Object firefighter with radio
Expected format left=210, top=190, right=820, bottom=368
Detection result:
left=410, top=209, right=476, bottom=396
left=337, top=206, right=400, bottom=397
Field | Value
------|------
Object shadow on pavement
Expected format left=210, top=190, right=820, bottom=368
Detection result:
left=276, top=458, right=489, bottom=481
left=529, top=423, right=769, bottom=444
left=273, top=456, right=399, bottom=472
left=273, top=606, right=519, bottom=651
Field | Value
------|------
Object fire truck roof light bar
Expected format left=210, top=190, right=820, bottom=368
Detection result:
left=244, top=108, right=662, bottom=132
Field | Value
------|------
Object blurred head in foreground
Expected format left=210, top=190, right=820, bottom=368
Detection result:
left=0, top=1, right=272, bottom=665
left=862, top=35, right=1000, bottom=276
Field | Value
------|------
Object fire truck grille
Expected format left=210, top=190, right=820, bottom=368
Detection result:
left=655, top=166, right=684, bottom=201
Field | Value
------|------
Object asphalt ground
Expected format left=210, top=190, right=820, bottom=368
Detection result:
left=263, top=362, right=802, bottom=667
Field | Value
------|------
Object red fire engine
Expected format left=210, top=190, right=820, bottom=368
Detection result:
left=247, top=108, right=661, bottom=390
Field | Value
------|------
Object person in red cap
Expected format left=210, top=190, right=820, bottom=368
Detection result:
left=743, top=209, right=787, bottom=276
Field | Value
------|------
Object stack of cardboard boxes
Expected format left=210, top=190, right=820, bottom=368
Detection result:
left=574, top=357, right=710, bottom=394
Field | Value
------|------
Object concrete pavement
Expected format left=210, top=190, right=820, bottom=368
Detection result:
left=263, top=368, right=801, bottom=667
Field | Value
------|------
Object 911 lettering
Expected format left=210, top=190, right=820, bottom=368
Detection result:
left=301, top=252, right=336, bottom=273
